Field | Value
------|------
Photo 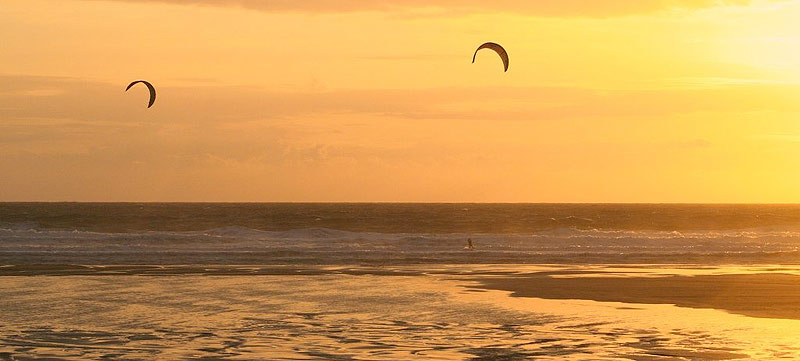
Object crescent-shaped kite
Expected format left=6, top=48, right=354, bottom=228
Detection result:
left=472, top=42, right=509, bottom=72
left=125, top=80, right=157, bottom=108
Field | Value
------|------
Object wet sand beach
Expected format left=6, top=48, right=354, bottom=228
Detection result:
left=3, top=264, right=800, bottom=320
left=1, top=265, right=799, bottom=360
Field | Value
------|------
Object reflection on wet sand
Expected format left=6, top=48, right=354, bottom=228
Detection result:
left=0, top=266, right=799, bottom=360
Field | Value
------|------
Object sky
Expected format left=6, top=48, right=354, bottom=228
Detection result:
left=1, top=0, right=799, bottom=202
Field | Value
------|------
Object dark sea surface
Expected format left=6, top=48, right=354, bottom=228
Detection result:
left=1, top=203, right=799, bottom=265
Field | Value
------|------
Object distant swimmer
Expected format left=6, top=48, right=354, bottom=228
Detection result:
left=472, top=42, right=509, bottom=72
left=125, top=80, right=157, bottom=108
left=465, top=238, right=475, bottom=250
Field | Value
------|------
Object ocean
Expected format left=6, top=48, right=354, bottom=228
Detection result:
left=1, top=203, right=799, bottom=265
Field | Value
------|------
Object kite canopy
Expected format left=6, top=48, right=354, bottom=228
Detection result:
left=472, top=42, right=509, bottom=72
left=125, top=80, right=157, bottom=108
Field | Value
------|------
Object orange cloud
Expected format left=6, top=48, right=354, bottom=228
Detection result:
left=81, top=0, right=786, bottom=16
left=2, top=76, right=798, bottom=127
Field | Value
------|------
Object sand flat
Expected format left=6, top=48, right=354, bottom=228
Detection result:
left=2, top=267, right=800, bottom=360
left=473, top=272, right=800, bottom=320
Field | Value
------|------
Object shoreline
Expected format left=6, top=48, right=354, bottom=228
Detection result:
left=3, top=263, right=800, bottom=321
left=471, top=272, right=800, bottom=321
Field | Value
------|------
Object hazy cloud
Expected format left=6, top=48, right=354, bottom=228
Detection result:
left=2, top=75, right=799, bottom=130
left=2, top=75, right=797, bottom=201
left=2, top=74, right=797, bottom=165
left=82, top=0, right=788, bottom=17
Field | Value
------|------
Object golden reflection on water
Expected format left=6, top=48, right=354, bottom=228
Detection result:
left=0, top=266, right=798, bottom=360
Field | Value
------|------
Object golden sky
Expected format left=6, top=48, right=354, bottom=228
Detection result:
left=1, top=0, right=799, bottom=202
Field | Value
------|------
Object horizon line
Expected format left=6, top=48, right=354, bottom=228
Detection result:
left=2, top=201, right=800, bottom=205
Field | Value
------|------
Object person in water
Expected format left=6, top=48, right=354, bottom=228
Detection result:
left=466, top=238, right=474, bottom=250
